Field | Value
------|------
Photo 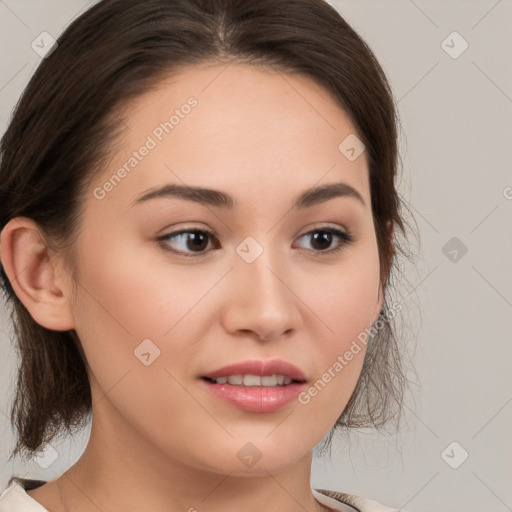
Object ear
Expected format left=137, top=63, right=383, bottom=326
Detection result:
left=0, top=217, right=75, bottom=330
left=373, top=220, right=394, bottom=321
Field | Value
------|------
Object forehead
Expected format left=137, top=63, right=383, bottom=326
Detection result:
left=93, top=62, right=370, bottom=212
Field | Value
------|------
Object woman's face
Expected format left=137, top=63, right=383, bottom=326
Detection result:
left=66, top=62, right=384, bottom=476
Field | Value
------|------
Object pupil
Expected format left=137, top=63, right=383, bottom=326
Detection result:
left=312, top=231, right=331, bottom=250
left=188, top=231, right=207, bottom=251
left=184, top=231, right=333, bottom=252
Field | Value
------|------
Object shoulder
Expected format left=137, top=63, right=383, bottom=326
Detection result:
left=0, top=476, right=50, bottom=511
left=3, top=479, right=405, bottom=512
left=314, top=488, right=408, bottom=512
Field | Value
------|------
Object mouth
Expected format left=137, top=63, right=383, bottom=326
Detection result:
left=200, top=358, right=307, bottom=385
left=201, top=374, right=306, bottom=387
left=199, top=359, right=308, bottom=413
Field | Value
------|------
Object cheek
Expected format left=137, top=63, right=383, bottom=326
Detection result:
left=296, top=241, right=381, bottom=416
left=68, top=221, right=382, bottom=470
left=308, top=238, right=381, bottom=348
left=72, top=222, right=381, bottom=379
left=68, top=232, right=179, bottom=388
left=69, top=240, right=220, bottom=463
left=72, top=230, right=209, bottom=340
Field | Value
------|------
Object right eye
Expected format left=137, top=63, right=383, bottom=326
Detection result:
left=157, top=228, right=220, bottom=257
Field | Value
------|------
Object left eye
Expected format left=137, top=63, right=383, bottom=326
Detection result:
left=157, top=227, right=355, bottom=257
left=298, top=228, right=355, bottom=254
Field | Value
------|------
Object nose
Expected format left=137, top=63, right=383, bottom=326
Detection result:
left=221, top=245, right=300, bottom=342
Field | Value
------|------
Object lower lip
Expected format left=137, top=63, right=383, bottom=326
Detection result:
left=200, top=379, right=307, bottom=413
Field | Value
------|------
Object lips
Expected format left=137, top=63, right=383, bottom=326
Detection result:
left=200, top=359, right=307, bottom=383
left=199, top=359, right=308, bottom=413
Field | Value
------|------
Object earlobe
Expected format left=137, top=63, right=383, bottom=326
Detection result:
left=0, top=217, right=75, bottom=331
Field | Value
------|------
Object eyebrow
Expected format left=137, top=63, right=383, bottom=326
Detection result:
left=131, top=181, right=366, bottom=210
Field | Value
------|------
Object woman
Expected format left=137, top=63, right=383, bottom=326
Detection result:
left=0, top=0, right=415, bottom=510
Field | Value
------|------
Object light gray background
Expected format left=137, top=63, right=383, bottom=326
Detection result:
left=1, top=1, right=511, bottom=511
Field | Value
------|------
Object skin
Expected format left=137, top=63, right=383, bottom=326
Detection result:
left=1, top=62, right=390, bottom=512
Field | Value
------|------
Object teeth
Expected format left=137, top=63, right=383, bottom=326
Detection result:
left=212, top=374, right=296, bottom=386
left=245, top=374, right=264, bottom=386
left=261, top=375, right=277, bottom=386
left=227, top=375, right=243, bottom=385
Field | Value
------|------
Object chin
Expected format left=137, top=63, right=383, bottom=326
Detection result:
left=196, top=441, right=311, bottom=477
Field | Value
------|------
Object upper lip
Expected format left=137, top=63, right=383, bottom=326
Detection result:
left=201, top=359, right=307, bottom=382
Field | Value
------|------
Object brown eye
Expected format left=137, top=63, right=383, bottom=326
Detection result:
left=158, top=229, right=218, bottom=257
left=294, top=228, right=355, bottom=255
left=157, top=226, right=354, bottom=258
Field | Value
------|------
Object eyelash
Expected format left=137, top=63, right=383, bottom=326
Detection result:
left=157, top=226, right=355, bottom=258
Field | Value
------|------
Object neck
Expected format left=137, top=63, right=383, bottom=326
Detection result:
left=55, top=397, right=329, bottom=512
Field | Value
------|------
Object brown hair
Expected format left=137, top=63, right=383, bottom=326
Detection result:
left=0, top=0, right=417, bottom=462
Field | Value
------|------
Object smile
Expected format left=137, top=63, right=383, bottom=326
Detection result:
left=203, top=374, right=297, bottom=386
